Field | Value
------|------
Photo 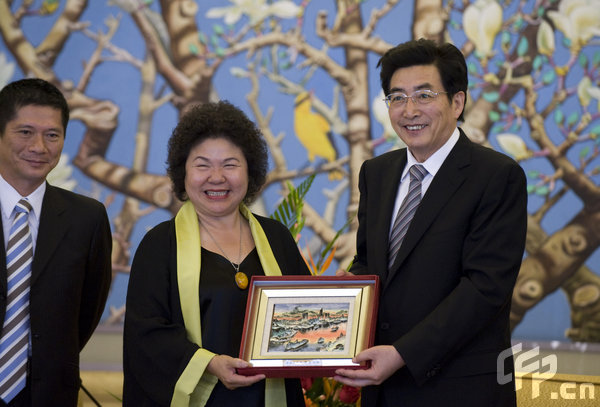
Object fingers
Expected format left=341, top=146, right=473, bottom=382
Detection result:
left=334, top=346, right=405, bottom=387
left=208, top=355, right=266, bottom=389
left=222, top=372, right=265, bottom=390
left=333, top=368, right=374, bottom=388
left=336, top=269, right=354, bottom=277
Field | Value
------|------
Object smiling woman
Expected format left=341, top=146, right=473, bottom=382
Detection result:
left=122, top=101, right=311, bottom=407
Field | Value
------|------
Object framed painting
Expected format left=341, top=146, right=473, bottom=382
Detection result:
left=237, top=275, right=379, bottom=377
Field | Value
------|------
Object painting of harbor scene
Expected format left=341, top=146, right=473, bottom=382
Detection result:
left=265, top=301, right=351, bottom=354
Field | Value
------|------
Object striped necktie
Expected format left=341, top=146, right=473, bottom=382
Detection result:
left=388, top=164, right=427, bottom=269
left=0, top=199, right=33, bottom=402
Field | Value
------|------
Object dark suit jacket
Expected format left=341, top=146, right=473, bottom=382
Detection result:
left=350, top=130, right=527, bottom=407
left=0, top=184, right=112, bottom=406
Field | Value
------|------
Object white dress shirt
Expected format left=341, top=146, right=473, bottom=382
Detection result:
left=0, top=174, right=45, bottom=253
left=389, top=128, right=460, bottom=234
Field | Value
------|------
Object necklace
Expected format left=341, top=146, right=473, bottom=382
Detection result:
left=201, top=218, right=249, bottom=290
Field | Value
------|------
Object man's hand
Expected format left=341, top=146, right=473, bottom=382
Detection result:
left=336, top=269, right=354, bottom=277
left=334, top=345, right=405, bottom=387
left=206, top=354, right=265, bottom=390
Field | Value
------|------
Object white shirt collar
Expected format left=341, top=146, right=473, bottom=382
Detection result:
left=403, top=128, right=460, bottom=180
left=0, top=174, right=46, bottom=222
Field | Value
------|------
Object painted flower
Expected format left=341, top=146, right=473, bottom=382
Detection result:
left=536, top=19, right=555, bottom=56
left=373, top=90, right=406, bottom=148
left=0, top=53, right=15, bottom=88
left=47, top=154, right=77, bottom=191
left=547, top=0, right=600, bottom=50
left=578, top=76, right=600, bottom=110
left=463, top=0, right=504, bottom=57
left=206, top=0, right=300, bottom=26
left=497, top=134, right=531, bottom=161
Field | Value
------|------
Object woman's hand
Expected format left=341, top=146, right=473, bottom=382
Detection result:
left=206, top=354, right=266, bottom=390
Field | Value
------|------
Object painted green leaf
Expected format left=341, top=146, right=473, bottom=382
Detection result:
left=593, top=51, right=600, bottom=67
left=213, top=24, right=224, bottom=36
left=468, top=61, right=478, bottom=74
left=579, top=146, right=590, bottom=158
left=542, top=70, right=555, bottom=85
left=554, top=109, right=564, bottom=125
left=567, top=112, right=579, bottom=127
left=578, top=53, right=588, bottom=68
left=492, top=124, right=505, bottom=133
left=517, top=37, right=529, bottom=57
left=535, top=185, right=550, bottom=196
left=533, top=55, right=544, bottom=71
left=537, top=6, right=545, bottom=17
left=489, top=111, right=501, bottom=121
left=513, top=16, right=524, bottom=31
left=482, top=91, right=500, bottom=103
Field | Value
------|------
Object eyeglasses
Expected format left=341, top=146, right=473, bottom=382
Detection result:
left=383, top=89, right=448, bottom=108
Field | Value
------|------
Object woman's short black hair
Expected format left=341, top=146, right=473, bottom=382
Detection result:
left=378, top=38, right=468, bottom=122
left=167, top=101, right=268, bottom=204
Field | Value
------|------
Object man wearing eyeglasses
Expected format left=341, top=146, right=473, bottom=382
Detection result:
left=334, top=39, right=527, bottom=407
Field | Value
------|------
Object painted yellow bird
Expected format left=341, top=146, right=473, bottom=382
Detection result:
left=293, top=92, right=343, bottom=180
left=39, top=0, right=59, bottom=15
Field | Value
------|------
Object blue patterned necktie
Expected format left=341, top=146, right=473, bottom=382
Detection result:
left=388, top=164, right=427, bottom=269
left=0, top=199, right=33, bottom=402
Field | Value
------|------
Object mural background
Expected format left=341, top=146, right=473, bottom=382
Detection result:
left=0, top=0, right=599, bottom=347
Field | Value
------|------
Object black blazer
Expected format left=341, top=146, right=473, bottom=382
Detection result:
left=123, top=213, right=309, bottom=406
left=350, top=130, right=527, bottom=407
left=0, top=184, right=112, bottom=406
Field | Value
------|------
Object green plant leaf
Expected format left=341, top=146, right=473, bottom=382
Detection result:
left=315, top=212, right=356, bottom=272
left=270, top=175, right=315, bottom=239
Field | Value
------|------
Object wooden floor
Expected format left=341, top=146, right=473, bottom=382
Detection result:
left=79, top=371, right=123, bottom=407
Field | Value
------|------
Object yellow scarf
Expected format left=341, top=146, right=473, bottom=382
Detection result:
left=171, top=201, right=287, bottom=406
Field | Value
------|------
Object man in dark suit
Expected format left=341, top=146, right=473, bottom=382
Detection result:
left=0, top=78, right=112, bottom=406
left=335, top=39, right=527, bottom=406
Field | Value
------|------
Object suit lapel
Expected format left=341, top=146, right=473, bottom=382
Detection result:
left=373, top=152, right=407, bottom=278
left=31, top=185, right=68, bottom=285
left=385, top=131, right=472, bottom=286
